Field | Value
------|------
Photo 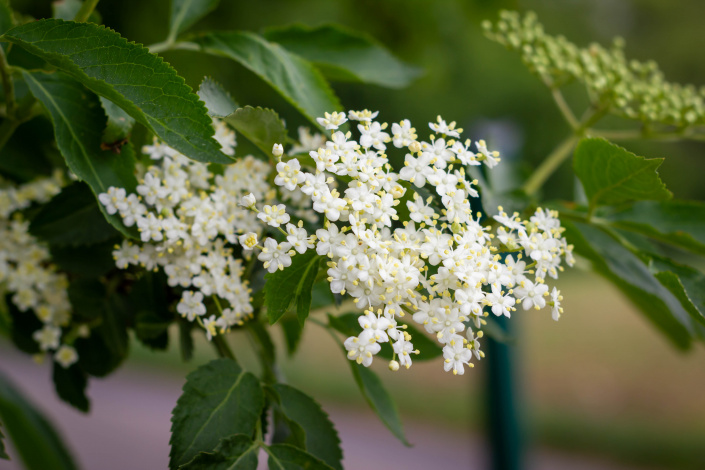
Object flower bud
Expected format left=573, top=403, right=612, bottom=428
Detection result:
left=240, top=193, right=256, bottom=209
left=388, top=360, right=400, bottom=371
left=272, top=143, right=284, bottom=158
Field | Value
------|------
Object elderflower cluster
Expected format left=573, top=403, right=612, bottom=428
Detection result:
left=99, top=120, right=278, bottom=339
left=0, top=173, right=79, bottom=368
left=483, top=10, right=705, bottom=130
left=259, top=110, right=573, bottom=375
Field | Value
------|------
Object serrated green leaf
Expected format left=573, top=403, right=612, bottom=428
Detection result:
left=99, top=96, right=135, bottom=143
left=271, top=384, right=343, bottom=470
left=181, top=434, right=259, bottom=470
left=197, top=76, right=238, bottom=118
left=29, top=182, right=120, bottom=247
left=169, top=0, right=219, bottom=41
left=604, top=200, right=705, bottom=256
left=5, top=19, right=230, bottom=164
left=265, top=251, right=322, bottom=325
left=169, top=358, right=264, bottom=469
left=52, top=362, right=89, bottom=413
left=573, top=138, right=672, bottom=210
left=264, top=23, right=421, bottom=89
left=266, top=443, right=336, bottom=470
left=22, top=71, right=138, bottom=238
left=75, top=295, right=129, bottom=377
left=0, top=370, right=78, bottom=470
left=563, top=220, right=696, bottom=349
left=0, top=420, right=8, bottom=460
left=224, top=106, right=287, bottom=157
left=296, top=255, right=320, bottom=327
left=192, top=31, right=342, bottom=128
left=348, top=361, right=409, bottom=446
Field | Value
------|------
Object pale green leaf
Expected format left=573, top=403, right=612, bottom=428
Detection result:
left=52, top=0, right=101, bottom=23
left=169, top=0, right=219, bottom=40
left=0, top=370, right=78, bottom=470
left=224, top=106, right=287, bottom=157
left=573, top=138, right=672, bottom=210
left=272, top=384, right=343, bottom=470
left=169, top=358, right=264, bottom=469
left=5, top=19, right=231, bottom=164
left=266, top=444, right=336, bottom=470
left=604, top=200, right=705, bottom=256
left=192, top=31, right=342, bottom=128
left=181, top=434, right=259, bottom=470
left=197, top=76, right=238, bottom=118
left=264, top=23, right=421, bottom=88
left=23, top=71, right=138, bottom=238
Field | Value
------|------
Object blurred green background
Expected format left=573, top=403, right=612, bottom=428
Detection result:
left=8, top=0, right=705, bottom=468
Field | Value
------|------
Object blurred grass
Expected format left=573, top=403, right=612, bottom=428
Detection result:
left=127, top=267, right=705, bottom=469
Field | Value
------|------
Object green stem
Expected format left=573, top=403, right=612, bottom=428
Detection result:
left=74, top=0, right=100, bottom=22
left=546, top=82, right=578, bottom=130
left=148, top=41, right=200, bottom=54
left=522, top=134, right=579, bottom=196
left=212, top=334, right=236, bottom=360
left=0, top=47, right=16, bottom=119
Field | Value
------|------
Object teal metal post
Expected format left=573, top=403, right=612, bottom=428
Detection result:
left=485, top=314, right=523, bottom=470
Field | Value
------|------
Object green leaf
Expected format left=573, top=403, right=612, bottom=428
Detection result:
left=130, top=272, right=174, bottom=350
left=0, top=0, right=14, bottom=53
left=22, top=71, right=138, bottom=238
left=197, top=76, right=238, bottom=118
left=266, top=443, right=336, bottom=470
left=99, top=96, right=136, bottom=143
left=192, top=31, right=342, bottom=128
left=29, top=182, right=120, bottom=247
left=0, top=420, right=8, bottom=460
left=0, top=370, right=78, bottom=470
left=573, top=138, right=672, bottom=210
left=349, top=362, right=409, bottom=446
left=181, top=434, right=259, bottom=470
left=169, top=0, right=219, bottom=41
left=179, top=319, right=195, bottom=362
left=75, top=295, right=129, bottom=376
left=7, top=297, right=42, bottom=355
left=647, top=255, right=705, bottom=329
left=563, top=220, right=696, bottom=349
left=271, top=384, right=343, bottom=470
left=5, top=19, right=230, bottom=164
left=264, top=24, right=421, bottom=89
left=169, top=358, right=264, bottom=469
left=52, top=362, right=89, bottom=413
left=604, top=200, right=705, bottom=256
left=50, top=240, right=117, bottom=278
left=265, top=250, right=322, bottom=325
left=280, top=314, right=302, bottom=356
left=224, top=106, right=287, bottom=157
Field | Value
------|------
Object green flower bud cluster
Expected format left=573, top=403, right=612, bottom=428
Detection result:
left=483, top=10, right=705, bottom=132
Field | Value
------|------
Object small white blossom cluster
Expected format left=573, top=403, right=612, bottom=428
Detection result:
left=484, top=10, right=705, bottom=130
left=262, top=110, right=573, bottom=375
left=0, top=172, right=79, bottom=368
left=99, top=120, right=273, bottom=340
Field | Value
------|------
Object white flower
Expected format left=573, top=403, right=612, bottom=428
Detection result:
left=285, top=223, right=314, bottom=254
left=358, top=310, right=392, bottom=342
left=258, top=238, right=293, bottom=273
left=274, top=159, right=305, bottom=191
left=54, top=345, right=78, bottom=368
left=429, top=116, right=461, bottom=138
left=344, top=330, right=381, bottom=367
left=98, top=187, right=127, bottom=215
left=476, top=139, right=500, bottom=168
left=391, top=119, right=417, bottom=148
left=399, top=152, right=435, bottom=187
left=513, top=279, right=549, bottom=310
left=203, top=315, right=218, bottom=341
left=177, top=291, right=206, bottom=321
left=33, top=325, right=61, bottom=351
left=393, top=332, right=416, bottom=368
left=484, top=284, right=516, bottom=317
left=348, top=109, right=379, bottom=124
left=257, top=204, right=290, bottom=227
left=272, top=143, right=284, bottom=157
left=358, top=122, right=390, bottom=150
left=317, top=111, right=348, bottom=130
left=443, top=335, right=473, bottom=375
left=238, top=232, right=259, bottom=250
left=550, top=287, right=563, bottom=321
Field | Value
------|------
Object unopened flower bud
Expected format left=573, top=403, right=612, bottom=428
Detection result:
left=240, top=193, right=256, bottom=209
left=272, top=143, right=284, bottom=158
left=388, top=360, right=400, bottom=371
left=409, top=141, right=421, bottom=153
